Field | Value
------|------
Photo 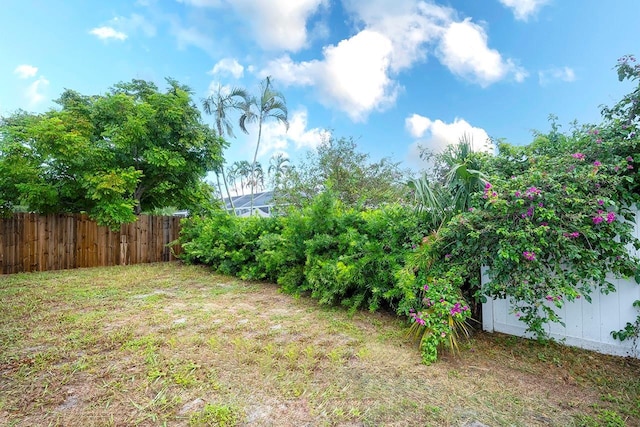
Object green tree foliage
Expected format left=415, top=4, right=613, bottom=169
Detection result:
left=0, top=79, right=225, bottom=228
left=275, top=137, right=411, bottom=210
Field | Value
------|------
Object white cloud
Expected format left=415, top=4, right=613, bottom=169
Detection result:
left=264, top=30, right=398, bottom=122
left=437, top=19, right=527, bottom=86
left=498, top=0, right=550, bottom=21
left=25, top=76, right=50, bottom=107
left=176, top=0, right=326, bottom=52
left=112, top=14, right=156, bottom=37
left=405, top=113, right=432, bottom=138
left=14, top=64, right=38, bottom=79
left=176, top=0, right=222, bottom=6
left=538, top=66, right=576, bottom=86
left=342, top=0, right=452, bottom=72
left=250, top=109, right=330, bottom=159
left=259, top=1, right=524, bottom=121
left=210, top=58, right=244, bottom=79
left=261, top=56, right=316, bottom=86
left=172, top=24, right=213, bottom=53
left=89, top=26, right=128, bottom=41
left=405, top=115, right=491, bottom=166
left=233, top=0, right=327, bottom=51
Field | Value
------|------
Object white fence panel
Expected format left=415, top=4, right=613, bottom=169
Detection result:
left=482, top=209, right=640, bottom=358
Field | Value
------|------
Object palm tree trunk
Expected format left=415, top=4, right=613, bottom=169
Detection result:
left=220, top=168, right=236, bottom=215
left=214, top=171, right=225, bottom=207
left=250, top=116, right=263, bottom=215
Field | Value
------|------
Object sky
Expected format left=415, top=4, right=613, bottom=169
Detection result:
left=2, top=0, right=640, bottom=175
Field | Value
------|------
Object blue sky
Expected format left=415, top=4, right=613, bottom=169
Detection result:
left=2, top=0, right=639, bottom=174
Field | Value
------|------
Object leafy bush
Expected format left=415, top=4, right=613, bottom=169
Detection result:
left=181, top=191, right=428, bottom=313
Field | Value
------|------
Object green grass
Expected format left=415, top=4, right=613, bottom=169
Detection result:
left=0, top=262, right=639, bottom=426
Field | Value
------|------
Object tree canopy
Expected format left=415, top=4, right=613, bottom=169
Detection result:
left=0, top=78, right=225, bottom=228
left=273, top=137, right=411, bottom=210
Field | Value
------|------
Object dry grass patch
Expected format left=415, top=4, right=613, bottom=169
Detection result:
left=0, top=263, right=638, bottom=426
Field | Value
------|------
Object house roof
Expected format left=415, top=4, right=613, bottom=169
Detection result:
left=225, top=191, right=274, bottom=210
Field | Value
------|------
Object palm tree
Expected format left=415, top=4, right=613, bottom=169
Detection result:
left=268, top=153, right=290, bottom=202
left=202, top=84, right=250, bottom=214
left=251, top=162, right=265, bottom=193
left=232, top=160, right=251, bottom=195
left=239, top=76, right=289, bottom=214
left=409, top=134, right=488, bottom=229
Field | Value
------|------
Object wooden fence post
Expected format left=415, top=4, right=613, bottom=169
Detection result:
left=120, top=235, right=128, bottom=266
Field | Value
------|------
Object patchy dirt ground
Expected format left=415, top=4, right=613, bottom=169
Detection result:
left=0, top=263, right=638, bottom=426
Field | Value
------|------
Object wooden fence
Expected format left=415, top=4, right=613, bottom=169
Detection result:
left=0, top=213, right=182, bottom=274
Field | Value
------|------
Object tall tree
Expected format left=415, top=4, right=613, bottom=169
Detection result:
left=239, top=76, right=289, bottom=214
left=201, top=84, right=250, bottom=214
left=0, top=78, right=224, bottom=228
left=268, top=153, right=290, bottom=202
left=274, top=137, right=410, bottom=209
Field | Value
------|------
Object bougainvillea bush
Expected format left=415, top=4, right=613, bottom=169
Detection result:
left=410, top=57, right=639, bottom=343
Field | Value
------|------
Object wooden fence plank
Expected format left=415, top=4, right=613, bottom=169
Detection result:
left=0, top=213, right=181, bottom=274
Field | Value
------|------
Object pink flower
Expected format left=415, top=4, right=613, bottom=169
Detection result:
left=606, top=212, right=616, bottom=223
left=571, top=152, right=585, bottom=160
left=597, top=199, right=604, bottom=205
left=485, top=182, right=492, bottom=190
left=593, top=160, right=602, bottom=167
left=545, top=295, right=554, bottom=301
left=593, top=212, right=604, bottom=225
left=423, top=284, right=429, bottom=291
left=514, top=191, right=521, bottom=197
left=627, top=156, right=634, bottom=162
left=629, top=164, right=635, bottom=170
left=592, top=129, right=600, bottom=135
left=596, top=138, right=603, bottom=144
left=523, top=251, right=536, bottom=261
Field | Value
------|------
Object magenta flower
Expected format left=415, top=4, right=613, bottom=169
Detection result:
left=523, top=251, right=536, bottom=261
left=592, top=129, right=600, bottom=135
left=606, top=212, right=616, bottom=223
left=514, top=191, right=521, bottom=197
left=484, top=182, right=492, bottom=190
left=423, top=284, right=429, bottom=291
left=545, top=295, right=554, bottom=301
left=593, top=160, right=602, bottom=167
left=629, top=164, right=635, bottom=170
left=563, top=232, right=580, bottom=239
left=593, top=211, right=604, bottom=225
left=571, top=152, right=585, bottom=160
left=627, top=156, right=634, bottom=162
left=597, top=199, right=604, bottom=206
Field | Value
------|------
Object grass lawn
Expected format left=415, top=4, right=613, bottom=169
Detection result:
left=0, top=263, right=638, bottom=426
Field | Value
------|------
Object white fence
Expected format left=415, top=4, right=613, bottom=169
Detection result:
left=482, top=209, right=640, bottom=358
